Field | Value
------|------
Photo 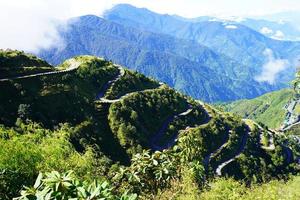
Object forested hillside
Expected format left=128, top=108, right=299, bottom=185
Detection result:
left=1, top=50, right=300, bottom=199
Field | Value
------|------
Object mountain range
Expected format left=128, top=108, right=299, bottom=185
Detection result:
left=39, top=4, right=300, bottom=103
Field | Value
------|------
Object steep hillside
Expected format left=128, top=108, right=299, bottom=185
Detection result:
left=0, top=50, right=53, bottom=79
left=1, top=50, right=299, bottom=199
left=39, top=15, right=280, bottom=102
left=222, top=89, right=294, bottom=129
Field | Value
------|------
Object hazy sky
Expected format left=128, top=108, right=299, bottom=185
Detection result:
left=1, top=0, right=300, bottom=52
left=111, top=0, right=300, bottom=17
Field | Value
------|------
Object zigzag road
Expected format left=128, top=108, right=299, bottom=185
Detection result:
left=0, top=59, right=81, bottom=82
left=202, top=130, right=231, bottom=171
left=150, top=101, right=214, bottom=151
left=282, top=121, right=300, bottom=132
left=215, top=129, right=249, bottom=176
left=95, top=69, right=212, bottom=152
left=150, top=104, right=194, bottom=151
left=96, top=66, right=125, bottom=100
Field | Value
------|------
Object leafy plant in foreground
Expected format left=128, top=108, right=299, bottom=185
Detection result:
left=15, top=171, right=137, bottom=200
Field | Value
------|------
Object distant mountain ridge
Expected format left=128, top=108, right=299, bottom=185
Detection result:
left=39, top=14, right=281, bottom=102
left=38, top=4, right=300, bottom=102
left=104, top=4, right=300, bottom=83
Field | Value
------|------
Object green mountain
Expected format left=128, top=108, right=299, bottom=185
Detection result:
left=222, top=83, right=300, bottom=135
left=1, top=50, right=299, bottom=199
left=221, top=89, right=294, bottom=129
left=0, top=50, right=52, bottom=79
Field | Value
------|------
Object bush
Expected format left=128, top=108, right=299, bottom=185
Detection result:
left=15, top=171, right=137, bottom=200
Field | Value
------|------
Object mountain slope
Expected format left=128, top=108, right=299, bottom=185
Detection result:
left=221, top=89, right=294, bottom=129
left=39, top=15, right=279, bottom=102
left=40, top=16, right=276, bottom=101
left=1, top=50, right=299, bottom=199
left=104, top=4, right=300, bottom=85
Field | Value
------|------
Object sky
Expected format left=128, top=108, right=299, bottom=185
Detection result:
left=0, top=0, right=300, bottom=52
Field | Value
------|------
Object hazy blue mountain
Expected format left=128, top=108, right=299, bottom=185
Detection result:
left=39, top=15, right=277, bottom=102
left=239, top=18, right=300, bottom=41
left=260, top=11, right=300, bottom=30
left=104, top=4, right=300, bottom=85
left=184, top=16, right=300, bottom=41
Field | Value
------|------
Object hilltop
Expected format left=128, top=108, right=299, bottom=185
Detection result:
left=0, top=50, right=300, bottom=199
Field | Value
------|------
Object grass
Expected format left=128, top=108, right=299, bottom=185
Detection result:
left=221, top=89, right=294, bottom=128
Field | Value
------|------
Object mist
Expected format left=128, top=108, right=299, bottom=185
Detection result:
left=255, top=48, right=289, bottom=84
left=0, top=0, right=112, bottom=53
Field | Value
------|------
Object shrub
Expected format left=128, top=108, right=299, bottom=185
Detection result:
left=15, top=171, right=137, bottom=200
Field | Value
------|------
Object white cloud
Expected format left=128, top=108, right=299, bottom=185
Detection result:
left=260, top=27, right=273, bottom=35
left=0, top=0, right=300, bottom=52
left=277, top=20, right=286, bottom=25
left=255, top=48, right=289, bottom=84
left=0, top=0, right=112, bottom=53
left=272, top=30, right=285, bottom=40
left=225, top=25, right=238, bottom=29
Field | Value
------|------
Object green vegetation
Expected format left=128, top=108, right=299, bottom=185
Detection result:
left=198, top=177, right=300, bottom=200
left=221, top=89, right=294, bottom=128
left=16, top=171, right=137, bottom=200
left=108, top=86, right=187, bottom=155
left=286, top=124, right=300, bottom=135
left=105, top=69, right=160, bottom=99
left=0, top=122, right=106, bottom=199
left=1, top=51, right=300, bottom=199
left=0, top=49, right=53, bottom=78
left=0, top=55, right=118, bottom=127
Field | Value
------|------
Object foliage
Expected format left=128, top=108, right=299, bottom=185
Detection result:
left=105, top=69, right=160, bottom=99
left=108, top=86, right=187, bottom=155
left=0, top=122, right=107, bottom=199
left=114, top=150, right=179, bottom=195
left=199, top=176, right=300, bottom=200
left=15, top=171, right=137, bottom=200
left=221, top=89, right=294, bottom=128
left=0, top=49, right=53, bottom=78
left=0, top=55, right=118, bottom=127
left=1, top=53, right=300, bottom=199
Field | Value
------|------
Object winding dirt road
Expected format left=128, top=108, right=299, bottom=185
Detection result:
left=96, top=66, right=125, bottom=100
left=150, top=104, right=194, bottom=151
left=0, top=59, right=81, bottom=82
left=215, top=129, right=249, bottom=176
left=202, top=130, right=231, bottom=171
left=260, top=132, right=275, bottom=151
